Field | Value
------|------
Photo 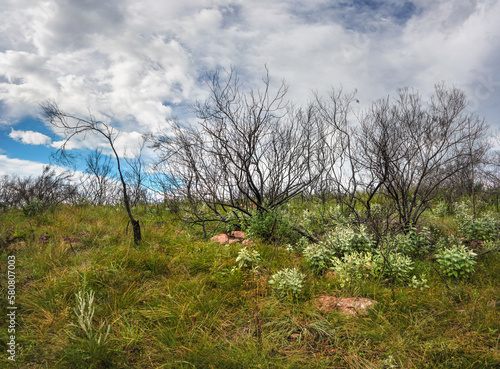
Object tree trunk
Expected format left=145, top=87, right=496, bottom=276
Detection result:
left=132, top=219, right=141, bottom=245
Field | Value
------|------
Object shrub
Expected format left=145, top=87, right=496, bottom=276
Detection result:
left=435, top=243, right=477, bottom=279
left=433, top=200, right=451, bottom=217
left=385, top=226, right=432, bottom=257
left=455, top=202, right=499, bottom=242
left=247, top=208, right=298, bottom=243
left=235, top=247, right=261, bottom=271
left=224, top=209, right=245, bottom=233
left=22, top=198, right=47, bottom=217
left=320, top=225, right=373, bottom=257
left=299, top=208, right=324, bottom=236
left=408, top=274, right=430, bottom=290
left=295, top=236, right=310, bottom=251
left=378, top=251, right=414, bottom=285
left=330, top=251, right=380, bottom=290
left=268, top=267, right=305, bottom=301
left=303, top=243, right=334, bottom=273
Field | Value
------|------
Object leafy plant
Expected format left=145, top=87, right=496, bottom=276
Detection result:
left=330, top=251, right=380, bottom=290
left=388, top=226, right=432, bottom=256
left=268, top=267, right=305, bottom=301
left=435, top=243, right=477, bottom=279
left=320, top=225, right=373, bottom=257
left=247, top=208, right=298, bottom=244
left=433, top=200, right=451, bottom=217
left=303, top=242, right=334, bottom=273
left=408, top=274, right=430, bottom=290
left=455, top=202, right=498, bottom=242
left=235, top=247, right=261, bottom=271
left=378, top=251, right=414, bottom=285
left=22, top=198, right=47, bottom=217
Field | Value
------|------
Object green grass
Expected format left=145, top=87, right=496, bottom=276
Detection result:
left=1, top=204, right=500, bottom=368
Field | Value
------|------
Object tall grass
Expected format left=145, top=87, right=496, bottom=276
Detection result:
left=0, top=203, right=499, bottom=368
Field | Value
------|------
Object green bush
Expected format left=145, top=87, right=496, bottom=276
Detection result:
left=22, top=198, right=47, bottom=217
left=388, top=226, right=432, bottom=256
left=268, top=267, right=305, bottom=301
left=331, top=251, right=380, bottom=290
left=378, top=251, right=414, bottom=284
left=435, top=242, right=477, bottom=279
left=234, top=247, right=261, bottom=271
left=455, top=202, right=499, bottom=242
left=246, top=208, right=298, bottom=243
left=320, top=225, right=373, bottom=257
left=303, top=243, right=334, bottom=273
left=408, top=274, right=430, bottom=290
left=433, top=200, right=451, bottom=217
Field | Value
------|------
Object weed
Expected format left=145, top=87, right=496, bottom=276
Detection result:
left=64, top=290, right=113, bottom=368
left=269, top=267, right=305, bottom=301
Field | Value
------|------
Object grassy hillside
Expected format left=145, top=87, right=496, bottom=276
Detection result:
left=1, top=203, right=500, bottom=368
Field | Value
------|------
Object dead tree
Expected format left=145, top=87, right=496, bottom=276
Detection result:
left=149, top=67, right=331, bottom=236
left=81, top=148, right=119, bottom=205
left=357, top=84, right=489, bottom=231
left=41, top=101, right=142, bottom=245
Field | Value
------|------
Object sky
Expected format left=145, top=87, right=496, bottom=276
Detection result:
left=0, top=0, right=499, bottom=178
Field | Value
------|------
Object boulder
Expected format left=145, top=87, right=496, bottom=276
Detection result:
left=210, top=231, right=249, bottom=244
left=315, top=295, right=378, bottom=316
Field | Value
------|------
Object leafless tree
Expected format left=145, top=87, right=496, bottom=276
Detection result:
left=0, top=166, right=77, bottom=210
left=80, top=148, right=119, bottom=205
left=356, top=84, right=489, bottom=231
left=40, top=101, right=142, bottom=245
left=124, top=137, right=148, bottom=206
left=313, top=84, right=490, bottom=239
left=149, top=67, right=331, bottom=237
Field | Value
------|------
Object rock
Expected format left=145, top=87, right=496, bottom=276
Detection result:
left=210, top=231, right=248, bottom=244
left=315, top=295, right=378, bottom=316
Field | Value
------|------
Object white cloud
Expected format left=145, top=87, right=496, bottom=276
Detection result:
left=0, top=0, right=498, bottom=150
left=9, top=128, right=51, bottom=146
left=0, top=154, right=65, bottom=177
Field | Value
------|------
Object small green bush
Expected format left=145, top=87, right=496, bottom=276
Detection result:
left=433, top=200, right=451, bottom=217
left=247, top=208, right=298, bottom=243
left=455, top=202, right=499, bottom=242
left=435, top=243, right=477, bottom=279
left=235, top=247, right=261, bottom=271
left=22, top=199, right=47, bottom=217
left=320, top=225, right=373, bottom=257
left=378, top=251, right=414, bottom=284
left=269, top=267, right=305, bottom=301
left=408, top=274, right=430, bottom=290
left=388, top=226, right=432, bottom=256
left=331, top=251, right=379, bottom=289
left=303, top=243, right=334, bottom=273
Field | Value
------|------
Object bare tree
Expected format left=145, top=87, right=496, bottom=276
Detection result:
left=0, top=166, right=77, bottom=211
left=149, top=67, right=330, bottom=237
left=124, top=137, right=148, bottom=206
left=41, top=101, right=142, bottom=245
left=313, top=84, right=490, bottom=239
left=356, top=84, right=489, bottom=231
left=80, top=148, right=118, bottom=205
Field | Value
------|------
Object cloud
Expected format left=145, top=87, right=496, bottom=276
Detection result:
left=0, top=154, right=65, bottom=177
left=9, top=128, right=51, bottom=145
left=0, top=0, right=498, bottom=138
